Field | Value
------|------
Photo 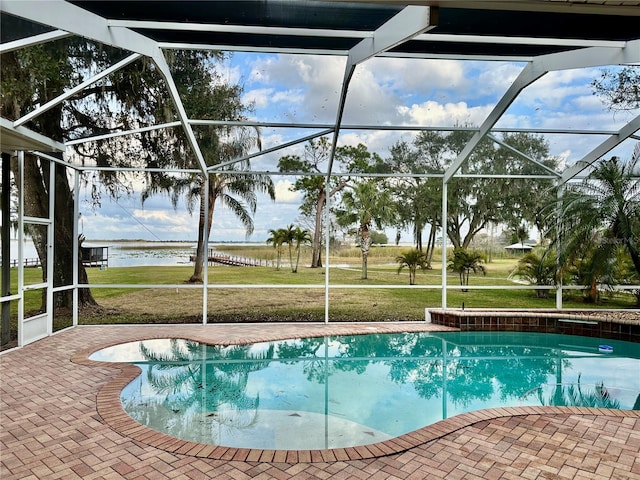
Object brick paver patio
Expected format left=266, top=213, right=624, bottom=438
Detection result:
left=1, top=323, right=639, bottom=479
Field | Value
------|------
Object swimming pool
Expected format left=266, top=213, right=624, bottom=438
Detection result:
left=90, top=332, right=640, bottom=450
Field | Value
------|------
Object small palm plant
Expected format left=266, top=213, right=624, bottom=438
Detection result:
left=396, top=249, right=429, bottom=285
left=448, top=248, right=486, bottom=292
left=511, top=248, right=557, bottom=298
left=551, top=153, right=640, bottom=301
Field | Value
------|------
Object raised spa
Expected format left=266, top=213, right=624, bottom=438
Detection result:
left=90, top=331, right=640, bottom=450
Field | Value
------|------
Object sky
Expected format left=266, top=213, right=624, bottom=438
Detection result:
left=73, top=52, right=639, bottom=244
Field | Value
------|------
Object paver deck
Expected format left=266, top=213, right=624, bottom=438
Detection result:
left=1, top=323, right=639, bottom=479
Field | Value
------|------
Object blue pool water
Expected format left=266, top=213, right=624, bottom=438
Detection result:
left=90, top=332, right=640, bottom=450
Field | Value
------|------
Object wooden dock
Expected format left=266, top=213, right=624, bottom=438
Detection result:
left=9, top=258, right=42, bottom=268
left=189, top=252, right=272, bottom=267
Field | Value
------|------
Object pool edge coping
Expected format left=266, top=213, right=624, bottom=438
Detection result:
left=71, top=326, right=640, bottom=463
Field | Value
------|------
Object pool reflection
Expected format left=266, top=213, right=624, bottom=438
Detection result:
left=94, top=332, right=640, bottom=449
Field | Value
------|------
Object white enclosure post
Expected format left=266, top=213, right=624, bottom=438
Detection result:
left=324, top=175, right=331, bottom=325
left=46, top=161, right=55, bottom=336
left=17, top=152, right=24, bottom=347
left=202, top=174, right=209, bottom=325
left=73, top=170, right=80, bottom=326
left=555, top=181, right=563, bottom=310
left=441, top=181, right=448, bottom=309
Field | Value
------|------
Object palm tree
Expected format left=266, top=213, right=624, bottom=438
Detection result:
left=336, top=180, right=395, bottom=280
left=282, top=224, right=296, bottom=272
left=617, top=253, right=640, bottom=306
left=292, top=226, right=312, bottom=273
left=189, top=169, right=274, bottom=283
left=143, top=128, right=275, bottom=283
left=266, top=228, right=286, bottom=270
left=395, top=249, right=429, bottom=285
left=554, top=151, right=640, bottom=302
left=448, top=248, right=487, bottom=292
left=567, top=237, right=619, bottom=303
left=511, top=248, right=557, bottom=298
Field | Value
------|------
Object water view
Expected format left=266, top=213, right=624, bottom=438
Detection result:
left=9, top=239, right=258, bottom=268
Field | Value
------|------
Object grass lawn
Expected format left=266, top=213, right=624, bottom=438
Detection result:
left=5, top=246, right=637, bottom=338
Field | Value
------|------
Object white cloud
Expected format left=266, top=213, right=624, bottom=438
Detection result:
left=473, top=63, right=523, bottom=97
left=339, top=130, right=411, bottom=155
left=274, top=179, right=300, bottom=203
left=247, top=54, right=345, bottom=123
left=212, top=59, right=242, bottom=87
left=399, top=100, right=492, bottom=126
left=343, top=64, right=403, bottom=125
left=132, top=209, right=174, bottom=221
left=243, top=88, right=275, bottom=109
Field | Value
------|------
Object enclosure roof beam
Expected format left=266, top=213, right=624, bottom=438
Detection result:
left=1, top=0, right=158, bottom=57
left=335, top=0, right=640, bottom=17
left=0, top=29, right=72, bottom=54
left=443, top=39, right=640, bottom=184
left=108, top=19, right=372, bottom=40
left=486, top=133, right=561, bottom=177
left=327, top=5, right=436, bottom=178
left=2, top=0, right=209, bottom=173
left=112, top=19, right=625, bottom=52
left=560, top=114, right=640, bottom=184
left=209, top=129, right=335, bottom=172
left=442, top=62, right=545, bottom=183
left=414, top=33, right=626, bottom=49
left=65, top=121, right=183, bottom=146
left=190, top=119, right=621, bottom=136
left=0, top=117, right=65, bottom=153
left=152, top=51, right=208, bottom=174
left=14, top=53, right=143, bottom=128
left=31, top=150, right=73, bottom=169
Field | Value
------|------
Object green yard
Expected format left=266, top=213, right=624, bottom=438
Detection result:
left=6, top=246, right=637, bottom=334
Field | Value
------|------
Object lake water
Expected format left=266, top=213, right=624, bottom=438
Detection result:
left=9, top=239, right=254, bottom=268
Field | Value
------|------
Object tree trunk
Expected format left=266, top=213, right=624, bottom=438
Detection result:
left=448, top=222, right=462, bottom=249
left=360, top=226, right=371, bottom=280
left=625, top=241, right=640, bottom=278
left=461, top=269, right=469, bottom=292
left=584, top=281, right=598, bottom=303
left=426, top=224, right=436, bottom=267
left=311, top=190, right=325, bottom=268
left=294, top=247, right=301, bottom=273
left=414, top=222, right=423, bottom=252
left=189, top=179, right=215, bottom=283
left=536, top=288, right=550, bottom=299
left=288, top=244, right=294, bottom=272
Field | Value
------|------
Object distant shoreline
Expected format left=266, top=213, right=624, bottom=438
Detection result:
left=83, top=239, right=272, bottom=245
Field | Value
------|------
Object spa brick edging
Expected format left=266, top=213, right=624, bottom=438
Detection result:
left=428, top=308, right=640, bottom=342
left=72, top=328, right=640, bottom=464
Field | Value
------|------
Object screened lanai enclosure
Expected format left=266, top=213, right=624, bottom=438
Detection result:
left=1, top=1, right=639, bottom=348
